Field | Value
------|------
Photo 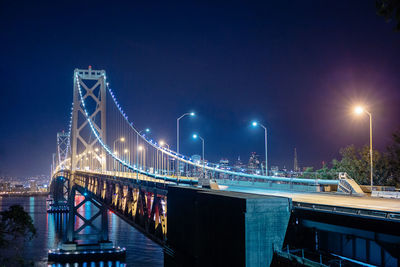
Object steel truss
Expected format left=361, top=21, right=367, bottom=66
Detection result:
left=74, top=172, right=168, bottom=242
left=71, top=67, right=106, bottom=172
left=49, top=175, right=69, bottom=212
left=65, top=185, right=109, bottom=243
left=57, top=131, right=70, bottom=169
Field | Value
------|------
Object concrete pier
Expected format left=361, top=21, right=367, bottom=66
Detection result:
left=165, top=186, right=291, bottom=266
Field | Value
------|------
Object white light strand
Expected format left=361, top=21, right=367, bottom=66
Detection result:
left=76, top=75, right=174, bottom=180
left=102, top=75, right=274, bottom=179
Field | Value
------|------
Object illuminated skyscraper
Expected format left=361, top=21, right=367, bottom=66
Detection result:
left=294, top=148, right=299, bottom=172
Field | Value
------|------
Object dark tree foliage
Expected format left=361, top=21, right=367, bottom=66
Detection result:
left=0, top=205, right=36, bottom=266
left=322, top=127, right=400, bottom=187
left=387, top=128, right=400, bottom=185
left=330, top=144, right=395, bottom=186
left=376, top=0, right=400, bottom=31
left=0, top=205, right=36, bottom=247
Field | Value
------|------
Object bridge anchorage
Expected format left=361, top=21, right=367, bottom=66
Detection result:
left=49, top=67, right=399, bottom=266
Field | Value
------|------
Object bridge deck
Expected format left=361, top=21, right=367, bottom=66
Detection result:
left=222, top=185, right=400, bottom=213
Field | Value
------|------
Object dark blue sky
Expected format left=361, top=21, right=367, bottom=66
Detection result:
left=1, top=1, right=399, bottom=177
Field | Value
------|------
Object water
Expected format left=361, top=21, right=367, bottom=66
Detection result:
left=0, top=196, right=163, bottom=266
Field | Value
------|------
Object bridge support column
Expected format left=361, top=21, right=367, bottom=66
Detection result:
left=48, top=176, right=125, bottom=263
left=48, top=175, right=69, bottom=213
left=165, top=186, right=292, bottom=267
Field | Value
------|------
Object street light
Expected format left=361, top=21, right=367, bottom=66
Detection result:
left=251, top=121, right=268, bottom=176
left=192, top=134, right=205, bottom=176
left=113, top=137, right=125, bottom=156
left=138, top=145, right=144, bottom=170
left=354, top=106, right=374, bottom=189
left=176, top=112, right=195, bottom=176
left=136, top=128, right=150, bottom=175
left=159, top=140, right=170, bottom=149
left=159, top=140, right=170, bottom=175
left=177, top=112, right=195, bottom=154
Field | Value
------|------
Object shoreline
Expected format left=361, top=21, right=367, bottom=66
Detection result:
left=0, top=192, right=49, bottom=197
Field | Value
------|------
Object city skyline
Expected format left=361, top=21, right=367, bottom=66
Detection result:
left=1, top=1, right=400, bottom=177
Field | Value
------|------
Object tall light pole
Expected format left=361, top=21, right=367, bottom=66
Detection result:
left=137, top=146, right=144, bottom=180
left=252, top=121, right=268, bottom=176
left=177, top=112, right=195, bottom=154
left=124, top=149, right=130, bottom=172
left=193, top=134, right=205, bottom=176
left=176, top=112, right=195, bottom=176
left=113, top=137, right=125, bottom=172
left=113, top=137, right=125, bottom=154
left=160, top=140, right=170, bottom=175
left=136, top=128, right=149, bottom=179
left=354, top=106, right=373, bottom=189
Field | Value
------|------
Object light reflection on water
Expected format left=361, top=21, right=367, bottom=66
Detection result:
left=0, top=196, right=163, bottom=266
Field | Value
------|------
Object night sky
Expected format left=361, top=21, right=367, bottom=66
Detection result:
left=1, top=1, right=399, bottom=178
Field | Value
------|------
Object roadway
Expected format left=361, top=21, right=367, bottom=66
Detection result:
left=221, top=185, right=400, bottom=213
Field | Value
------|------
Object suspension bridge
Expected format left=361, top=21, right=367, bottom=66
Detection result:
left=48, top=67, right=400, bottom=266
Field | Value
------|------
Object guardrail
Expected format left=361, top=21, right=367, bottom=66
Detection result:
left=371, top=191, right=400, bottom=199
left=293, top=201, right=400, bottom=222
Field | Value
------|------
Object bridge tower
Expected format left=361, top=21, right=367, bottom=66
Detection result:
left=71, top=66, right=107, bottom=172
left=49, top=67, right=125, bottom=261
left=57, top=131, right=70, bottom=170
left=48, top=132, right=71, bottom=213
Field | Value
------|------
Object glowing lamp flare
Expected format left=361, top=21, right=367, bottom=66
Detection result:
left=354, top=106, right=365, bottom=115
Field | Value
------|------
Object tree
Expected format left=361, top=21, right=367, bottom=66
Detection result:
left=0, top=205, right=36, bottom=266
left=376, top=0, right=400, bottom=31
left=331, top=145, right=364, bottom=182
left=315, top=163, right=337, bottom=180
left=299, top=167, right=315, bottom=178
left=330, top=144, right=391, bottom=186
left=387, top=128, right=400, bottom=186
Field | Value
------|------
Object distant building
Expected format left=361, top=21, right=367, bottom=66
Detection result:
left=247, top=152, right=261, bottom=174
left=219, top=158, right=229, bottom=168
left=191, top=155, right=202, bottom=177
left=13, top=184, right=25, bottom=192
left=29, top=180, right=38, bottom=191
left=234, top=156, right=245, bottom=170
left=294, top=148, right=300, bottom=172
left=191, top=154, right=201, bottom=164
left=0, top=182, right=11, bottom=192
left=271, top=166, right=279, bottom=172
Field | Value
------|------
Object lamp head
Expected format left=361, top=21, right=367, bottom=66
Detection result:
left=190, top=112, right=195, bottom=116
left=120, top=137, right=125, bottom=142
left=159, top=140, right=165, bottom=146
left=145, top=128, right=150, bottom=132
left=138, top=146, right=143, bottom=151
left=192, top=134, right=198, bottom=139
left=354, top=106, right=364, bottom=115
left=252, top=121, right=258, bottom=127
left=124, top=149, right=128, bottom=153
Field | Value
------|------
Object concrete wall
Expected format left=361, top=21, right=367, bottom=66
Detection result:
left=165, top=186, right=291, bottom=267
